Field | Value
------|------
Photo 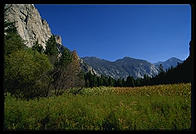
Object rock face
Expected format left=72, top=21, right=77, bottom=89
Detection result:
left=4, top=4, right=62, bottom=49
left=55, top=35, right=62, bottom=45
left=82, top=57, right=159, bottom=79
left=80, top=58, right=101, bottom=76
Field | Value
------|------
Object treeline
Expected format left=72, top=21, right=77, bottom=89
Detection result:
left=84, top=72, right=139, bottom=87
left=84, top=71, right=156, bottom=88
left=84, top=57, right=193, bottom=88
left=4, top=8, right=84, bottom=100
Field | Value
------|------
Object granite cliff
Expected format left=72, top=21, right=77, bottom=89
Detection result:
left=4, top=4, right=62, bottom=49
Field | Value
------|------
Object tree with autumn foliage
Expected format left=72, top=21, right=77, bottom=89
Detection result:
left=52, top=49, right=85, bottom=95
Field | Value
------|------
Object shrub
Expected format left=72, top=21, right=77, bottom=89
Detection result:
left=4, top=49, right=53, bottom=99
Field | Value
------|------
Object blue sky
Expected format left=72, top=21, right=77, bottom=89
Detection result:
left=35, top=4, right=191, bottom=63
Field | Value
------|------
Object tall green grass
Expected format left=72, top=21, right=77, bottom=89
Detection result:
left=4, top=83, right=191, bottom=130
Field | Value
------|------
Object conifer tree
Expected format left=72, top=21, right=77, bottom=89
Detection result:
left=45, top=35, right=59, bottom=65
left=4, top=20, right=27, bottom=55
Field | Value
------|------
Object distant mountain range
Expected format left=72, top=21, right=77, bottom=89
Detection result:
left=81, top=56, right=183, bottom=80
left=154, top=57, right=183, bottom=71
left=81, top=56, right=159, bottom=79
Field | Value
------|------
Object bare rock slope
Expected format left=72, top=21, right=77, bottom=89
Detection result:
left=4, top=4, right=62, bottom=49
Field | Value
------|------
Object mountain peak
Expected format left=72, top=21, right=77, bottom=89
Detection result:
left=123, top=56, right=131, bottom=59
left=83, top=56, right=101, bottom=60
left=154, top=57, right=183, bottom=71
left=167, top=57, right=181, bottom=61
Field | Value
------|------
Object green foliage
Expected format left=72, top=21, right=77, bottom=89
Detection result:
left=3, top=19, right=54, bottom=99
left=158, top=64, right=164, bottom=73
left=4, top=18, right=27, bottom=56
left=32, top=40, right=44, bottom=53
left=4, top=26, right=27, bottom=55
left=45, top=35, right=58, bottom=56
left=4, top=83, right=191, bottom=130
left=126, top=76, right=135, bottom=87
left=3, top=19, right=85, bottom=99
left=84, top=73, right=117, bottom=88
left=44, top=35, right=59, bottom=65
left=57, top=47, right=72, bottom=66
left=4, top=20, right=17, bottom=34
left=4, top=49, right=53, bottom=99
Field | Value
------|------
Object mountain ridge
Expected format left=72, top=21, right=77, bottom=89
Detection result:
left=82, top=56, right=160, bottom=79
left=154, top=57, right=183, bottom=71
left=81, top=56, right=183, bottom=79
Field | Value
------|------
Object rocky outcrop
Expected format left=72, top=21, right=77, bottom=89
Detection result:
left=80, top=58, right=101, bottom=76
left=55, top=35, right=62, bottom=45
left=4, top=4, right=62, bottom=49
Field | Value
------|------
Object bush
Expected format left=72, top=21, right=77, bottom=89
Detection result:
left=4, top=49, right=53, bottom=99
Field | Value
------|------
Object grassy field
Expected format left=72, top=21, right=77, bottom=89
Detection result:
left=4, top=83, right=191, bottom=130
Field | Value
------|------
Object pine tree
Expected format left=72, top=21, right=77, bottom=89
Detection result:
left=45, top=35, right=59, bottom=65
left=143, top=74, right=150, bottom=86
left=108, top=77, right=112, bottom=86
left=117, top=79, right=122, bottom=87
left=126, top=76, right=135, bottom=87
left=57, top=47, right=72, bottom=66
left=4, top=20, right=27, bottom=55
left=158, top=64, right=164, bottom=73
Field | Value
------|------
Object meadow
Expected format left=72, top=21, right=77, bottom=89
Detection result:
left=4, top=83, right=191, bottom=130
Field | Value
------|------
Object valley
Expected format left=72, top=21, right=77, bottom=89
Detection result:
left=3, top=4, right=192, bottom=131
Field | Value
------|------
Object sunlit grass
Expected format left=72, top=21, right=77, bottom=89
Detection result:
left=4, top=83, right=191, bottom=130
